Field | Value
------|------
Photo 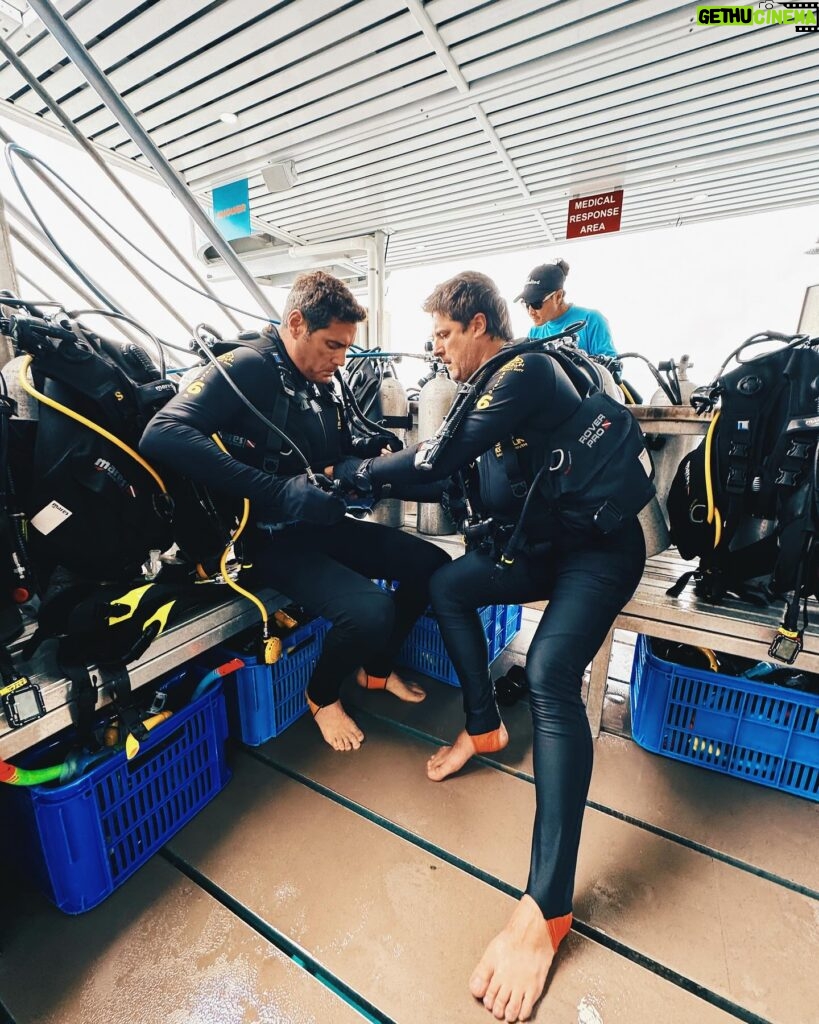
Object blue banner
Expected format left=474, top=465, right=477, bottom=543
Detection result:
left=211, top=178, right=251, bottom=241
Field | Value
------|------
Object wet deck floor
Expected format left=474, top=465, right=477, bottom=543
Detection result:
left=1, top=618, right=817, bottom=1024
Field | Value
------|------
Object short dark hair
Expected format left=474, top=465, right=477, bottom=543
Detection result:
left=422, top=271, right=513, bottom=342
left=280, top=270, right=367, bottom=332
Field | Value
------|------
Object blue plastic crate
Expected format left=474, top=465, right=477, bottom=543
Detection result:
left=630, top=634, right=819, bottom=801
left=0, top=680, right=230, bottom=913
left=501, top=604, right=523, bottom=647
left=398, top=604, right=522, bottom=686
left=225, top=616, right=330, bottom=745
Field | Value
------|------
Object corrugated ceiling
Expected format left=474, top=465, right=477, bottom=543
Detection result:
left=0, top=0, right=817, bottom=273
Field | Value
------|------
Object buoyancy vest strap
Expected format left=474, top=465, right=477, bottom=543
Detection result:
left=262, top=387, right=290, bottom=473
left=59, top=655, right=97, bottom=748
left=546, top=348, right=597, bottom=398
left=500, top=438, right=529, bottom=499
left=101, top=664, right=148, bottom=760
left=258, top=347, right=292, bottom=474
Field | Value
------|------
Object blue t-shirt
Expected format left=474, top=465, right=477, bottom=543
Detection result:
left=528, top=304, right=616, bottom=358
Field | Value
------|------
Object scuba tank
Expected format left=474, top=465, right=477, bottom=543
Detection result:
left=1, top=355, right=38, bottom=613
left=416, top=366, right=458, bottom=536
left=634, top=355, right=700, bottom=558
left=405, top=344, right=436, bottom=452
left=3, top=354, right=39, bottom=422
left=176, top=362, right=207, bottom=394
left=637, top=490, right=670, bottom=557
left=649, top=355, right=699, bottom=512
left=369, top=373, right=407, bottom=528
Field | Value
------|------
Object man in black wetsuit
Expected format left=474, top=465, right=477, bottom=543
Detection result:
left=140, top=270, right=450, bottom=752
left=332, top=272, right=646, bottom=1022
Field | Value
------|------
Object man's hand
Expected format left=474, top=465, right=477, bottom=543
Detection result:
left=331, top=456, right=374, bottom=496
left=351, top=432, right=403, bottom=458
left=261, top=474, right=347, bottom=526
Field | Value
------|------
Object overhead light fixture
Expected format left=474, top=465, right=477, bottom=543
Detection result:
left=261, top=159, right=298, bottom=193
left=218, top=111, right=239, bottom=125
left=190, top=157, right=298, bottom=194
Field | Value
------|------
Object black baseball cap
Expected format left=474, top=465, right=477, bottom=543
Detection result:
left=514, top=262, right=566, bottom=305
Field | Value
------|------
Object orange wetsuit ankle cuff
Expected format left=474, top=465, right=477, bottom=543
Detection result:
left=469, top=727, right=505, bottom=754
left=362, top=673, right=388, bottom=690
left=546, top=912, right=573, bottom=952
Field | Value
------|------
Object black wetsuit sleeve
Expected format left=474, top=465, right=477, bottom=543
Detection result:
left=369, top=353, right=571, bottom=486
left=386, top=479, right=447, bottom=501
left=140, top=349, right=305, bottom=517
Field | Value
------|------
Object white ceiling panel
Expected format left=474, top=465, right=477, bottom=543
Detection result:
left=0, top=0, right=143, bottom=98
left=0, top=0, right=816, bottom=276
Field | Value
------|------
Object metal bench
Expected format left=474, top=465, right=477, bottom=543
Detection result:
left=0, top=588, right=285, bottom=760
left=586, top=549, right=819, bottom=737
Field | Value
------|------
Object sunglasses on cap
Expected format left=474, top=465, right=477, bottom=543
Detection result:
left=524, top=291, right=556, bottom=311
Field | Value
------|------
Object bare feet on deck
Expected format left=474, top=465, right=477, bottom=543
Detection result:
left=355, top=668, right=426, bottom=703
left=308, top=699, right=365, bottom=751
left=469, top=895, right=565, bottom=1022
left=426, top=724, right=509, bottom=782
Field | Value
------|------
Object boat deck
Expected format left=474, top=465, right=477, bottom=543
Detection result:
left=0, top=622, right=816, bottom=1024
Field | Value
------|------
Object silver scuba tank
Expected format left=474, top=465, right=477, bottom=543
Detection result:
left=3, top=356, right=39, bottom=547
left=416, top=367, right=458, bottom=536
left=633, top=356, right=700, bottom=557
left=637, top=490, right=671, bottom=557
left=369, top=373, right=408, bottom=528
left=588, top=357, right=625, bottom=404
left=2, top=353, right=39, bottom=422
left=649, top=355, right=699, bottom=512
left=176, top=362, right=207, bottom=394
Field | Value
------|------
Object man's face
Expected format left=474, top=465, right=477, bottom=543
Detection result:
left=525, top=290, right=562, bottom=327
left=289, top=313, right=357, bottom=383
left=430, top=312, right=482, bottom=382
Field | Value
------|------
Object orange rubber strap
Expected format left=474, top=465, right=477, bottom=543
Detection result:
left=362, top=674, right=388, bottom=691
left=546, top=912, right=573, bottom=952
left=470, top=728, right=505, bottom=754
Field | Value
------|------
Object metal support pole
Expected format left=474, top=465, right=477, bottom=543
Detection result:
left=16, top=270, right=56, bottom=303
left=0, top=35, right=242, bottom=331
left=7, top=221, right=141, bottom=345
left=372, top=229, right=387, bottom=351
left=28, top=0, right=278, bottom=321
left=0, top=122, right=196, bottom=336
left=0, top=191, right=17, bottom=365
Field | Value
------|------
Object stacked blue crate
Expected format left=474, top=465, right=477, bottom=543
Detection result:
left=630, top=634, right=819, bottom=801
left=398, top=604, right=523, bottom=687
left=224, top=616, right=331, bottom=745
left=0, top=677, right=231, bottom=913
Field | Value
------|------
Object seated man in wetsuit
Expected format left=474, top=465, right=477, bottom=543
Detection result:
left=141, top=270, right=450, bottom=752
left=333, top=272, right=646, bottom=1022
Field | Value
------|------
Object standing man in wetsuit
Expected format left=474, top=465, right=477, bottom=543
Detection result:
left=333, top=272, right=646, bottom=1022
left=141, top=270, right=450, bottom=752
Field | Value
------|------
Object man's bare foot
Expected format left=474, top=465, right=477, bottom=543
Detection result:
left=469, top=895, right=565, bottom=1022
left=309, top=699, right=365, bottom=751
left=356, top=668, right=426, bottom=703
left=426, top=724, right=509, bottom=782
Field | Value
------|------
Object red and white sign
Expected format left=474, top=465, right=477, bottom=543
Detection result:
left=566, top=189, right=623, bottom=239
